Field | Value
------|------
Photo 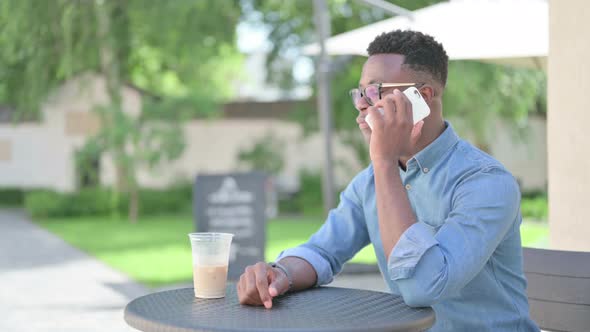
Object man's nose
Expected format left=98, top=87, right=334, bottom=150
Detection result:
left=355, top=97, right=369, bottom=113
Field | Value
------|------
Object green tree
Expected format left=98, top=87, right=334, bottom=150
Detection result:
left=443, top=61, right=546, bottom=151
left=243, top=0, right=440, bottom=88
left=0, top=0, right=242, bottom=113
left=247, top=0, right=546, bottom=170
left=237, top=131, right=285, bottom=176
left=0, top=0, right=243, bottom=221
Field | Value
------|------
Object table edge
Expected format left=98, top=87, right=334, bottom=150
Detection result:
left=124, top=287, right=435, bottom=332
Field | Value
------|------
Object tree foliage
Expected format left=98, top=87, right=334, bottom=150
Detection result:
left=237, top=131, right=286, bottom=176
left=247, top=0, right=546, bottom=170
left=0, top=0, right=242, bottom=115
left=443, top=61, right=546, bottom=150
left=243, top=0, right=440, bottom=88
left=0, top=0, right=243, bottom=221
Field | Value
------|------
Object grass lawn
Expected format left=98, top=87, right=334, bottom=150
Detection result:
left=36, top=215, right=548, bottom=288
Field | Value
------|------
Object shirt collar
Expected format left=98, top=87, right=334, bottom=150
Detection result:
left=410, top=121, right=459, bottom=173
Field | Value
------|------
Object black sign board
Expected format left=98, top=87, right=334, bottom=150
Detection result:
left=194, top=172, right=267, bottom=280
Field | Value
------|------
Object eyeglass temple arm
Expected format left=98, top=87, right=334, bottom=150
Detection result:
left=379, top=83, right=420, bottom=88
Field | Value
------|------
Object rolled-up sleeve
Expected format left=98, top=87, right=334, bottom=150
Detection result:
left=388, top=167, right=520, bottom=307
left=388, top=222, right=438, bottom=280
left=276, top=171, right=371, bottom=286
left=276, top=245, right=334, bottom=285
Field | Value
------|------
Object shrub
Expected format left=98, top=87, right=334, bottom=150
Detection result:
left=120, top=185, right=192, bottom=215
left=277, top=169, right=341, bottom=217
left=296, top=169, right=326, bottom=216
left=0, top=188, right=25, bottom=206
left=237, top=132, right=285, bottom=176
left=25, top=184, right=194, bottom=218
left=520, top=193, right=548, bottom=220
left=24, top=190, right=67, bottom=218
left=277, top=192, right=301, bottom=215
left=67, top=188, right=113, bottom=216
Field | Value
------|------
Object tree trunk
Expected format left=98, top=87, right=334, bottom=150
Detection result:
left=128, top=184, right=139, bottom=223
left=95, top=0, right=136, bottom=222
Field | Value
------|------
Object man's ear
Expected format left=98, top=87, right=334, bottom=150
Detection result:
left=419, top=85, right=436, bottom=104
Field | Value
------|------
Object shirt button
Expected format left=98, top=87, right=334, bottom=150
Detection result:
left=423, top=168, right=429, bottom=173
left=405, top=184, right=412, bottom=190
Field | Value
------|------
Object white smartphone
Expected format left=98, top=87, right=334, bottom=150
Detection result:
left=364, top=86, right=430, bottom=130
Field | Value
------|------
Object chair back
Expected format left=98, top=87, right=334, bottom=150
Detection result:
left=523, top=247, right=590, bottom=332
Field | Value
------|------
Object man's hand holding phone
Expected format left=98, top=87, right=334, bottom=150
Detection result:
left=368, top=89, right=425, bottom=165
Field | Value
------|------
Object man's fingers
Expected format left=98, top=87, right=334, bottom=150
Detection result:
left=243, top=266, right=263, bottom=305
left=393, top=89, right=412, bottom=124
left=245, top=267, right=259, bottom=299
left=380, top=95, right=396, bottom=120
left=237, top=263, right=288, bottom=307
left=254, top=263, right=272, bottom=309
left=237, top=281, right=246, bottom=303
left=238, top=263, right=288, bottom=308
left=366, top=106, right=384, bottom=131
left=237, top=274, right=248, bottom=304
left=238, top=270, right=251, bottom=304
left=267, top=267, right=279, bottom=297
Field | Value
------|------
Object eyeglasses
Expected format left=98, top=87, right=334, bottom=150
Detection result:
left=349, top=83, right=425, bottom=106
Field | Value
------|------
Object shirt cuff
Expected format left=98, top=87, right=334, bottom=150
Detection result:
left=276, top=246, right=334, bottom=286
left=388, top=222, right=438, bottom=280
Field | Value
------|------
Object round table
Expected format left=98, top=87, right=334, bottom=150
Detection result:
left=124, top=285, right=435, bottom=332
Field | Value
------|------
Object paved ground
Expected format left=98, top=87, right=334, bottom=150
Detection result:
left=0, top=209, right=148, bottom=332
left=0, top=209, right=387, bottom=332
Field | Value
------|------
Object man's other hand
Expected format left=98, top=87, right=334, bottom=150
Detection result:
left=237, top=262, right=290, bottom=309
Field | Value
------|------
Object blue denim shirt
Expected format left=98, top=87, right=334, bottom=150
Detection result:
left=277, top=122, right=539, bottom=332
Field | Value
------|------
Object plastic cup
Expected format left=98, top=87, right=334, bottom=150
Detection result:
left=188, top=232, right=234, bottom=299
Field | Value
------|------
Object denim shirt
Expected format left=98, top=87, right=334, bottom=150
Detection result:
left=277, top=122, right=539, bottom=332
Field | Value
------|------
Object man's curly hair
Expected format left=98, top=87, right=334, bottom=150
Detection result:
left=367, top=30, right=449, bottom=87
